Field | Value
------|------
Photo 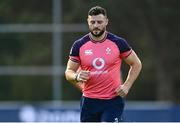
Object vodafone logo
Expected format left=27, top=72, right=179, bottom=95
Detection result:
left=92, top=58, right=105, bottom=69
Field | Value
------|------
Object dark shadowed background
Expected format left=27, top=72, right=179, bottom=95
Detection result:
left=0, top=0, right=179, bottom=103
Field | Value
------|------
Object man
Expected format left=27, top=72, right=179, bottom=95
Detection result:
left=65, top=6, right=142, bottom=122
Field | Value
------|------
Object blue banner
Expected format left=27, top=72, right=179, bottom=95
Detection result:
left=0, top=102, right=179, bottom=122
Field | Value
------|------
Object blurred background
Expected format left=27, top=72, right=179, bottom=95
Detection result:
left=0, top=0, right=179, bottom=122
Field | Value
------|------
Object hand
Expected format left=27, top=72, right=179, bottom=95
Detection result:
left=76, top=70, right=90, bottom=82
left=116, top=84, right=130, bottom=97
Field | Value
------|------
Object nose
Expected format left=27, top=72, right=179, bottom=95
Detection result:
left=94, top=22, right=99, bottom=27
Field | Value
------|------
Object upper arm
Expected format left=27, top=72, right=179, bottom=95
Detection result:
left=67, top=40, right=81, bottom=72
left=123, top=50, right=142, bottom=66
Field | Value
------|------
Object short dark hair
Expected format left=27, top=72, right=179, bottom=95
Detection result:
left=88, top=6, right=107, bottom=17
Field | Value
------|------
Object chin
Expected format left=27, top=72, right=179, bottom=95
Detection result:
left=93, top=31, right=100, bottom=35
left=93, top=33, right=101, bottom=37
left=92, top=31, right=104, bottom=37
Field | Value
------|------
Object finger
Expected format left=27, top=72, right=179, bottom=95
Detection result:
left=82, top=71, right=90, bottom=77
left=118, top=92, right=126, bottom=97
left=117, top=89, right=126, bottom=97
left=81, top=77, right=89, bottom=81
left=80, top=72, right=90, bottom=80
left=80, top=77, right=88, bottom=82
left=80, top=71, right=89, bottom=75
left=81, top=74, right=89, bottom=78
left=82, top=70, right=90, bottom=74
left=79, top=73, right=89, bottom=79
left=78, top=75, right=89, bottom=82
left=79, top=78, right=86, bottom=82
left=81, top=77, right=89, bottom=82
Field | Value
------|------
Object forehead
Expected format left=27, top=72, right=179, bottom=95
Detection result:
left=88, top=14, right=107, bottom=21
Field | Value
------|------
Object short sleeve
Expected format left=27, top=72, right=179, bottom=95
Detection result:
left=116, top=38, right=132, bottom=59
left=69, top=41, right=80, bottom=63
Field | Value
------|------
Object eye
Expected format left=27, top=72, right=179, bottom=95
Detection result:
left=90, top=21, right=95, bottom=24
left=97, top=21, right=103, bottom=24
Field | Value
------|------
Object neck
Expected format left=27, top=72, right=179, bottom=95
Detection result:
left=90, top=31, right=107, bottom=42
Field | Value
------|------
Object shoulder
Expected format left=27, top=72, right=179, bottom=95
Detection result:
left=107, top=32, right=132, bottom=52
left=73, top=34, right=90, bottom=47
left=107, top=32, right=127, bottom=43
left=70, top=34, right=90, bottom=56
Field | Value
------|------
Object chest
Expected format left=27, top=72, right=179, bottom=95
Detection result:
left=79, top=41, right=120, bottom=67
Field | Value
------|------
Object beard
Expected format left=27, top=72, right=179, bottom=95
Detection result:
left=90, top=27, right=105, bottom=37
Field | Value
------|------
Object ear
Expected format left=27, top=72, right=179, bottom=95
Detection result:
left=106, top=18, right=109, bottom=26
left=87, top=17, right=90, bottom=24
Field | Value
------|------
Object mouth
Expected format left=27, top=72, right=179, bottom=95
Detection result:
left=93, top=28, right=100, bottom=31
left=93, top=30, right=100, bottom=35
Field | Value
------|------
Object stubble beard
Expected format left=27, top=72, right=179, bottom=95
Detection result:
left=90, top=28, right=105, bottom=37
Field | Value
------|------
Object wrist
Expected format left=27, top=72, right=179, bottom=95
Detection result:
left=124, top=81, right=132, bottom=89
left=74, top=73, right=79, bottom=82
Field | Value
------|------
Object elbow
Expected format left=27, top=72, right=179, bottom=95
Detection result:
left=131, top=58, right=142, bottom=72
left=65, top=70, right=74, bottom=82
left=65, top=70, right=70, bottom=81
left=137, top=59, right=142, bottom=72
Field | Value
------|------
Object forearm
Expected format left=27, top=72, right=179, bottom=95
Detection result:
left=65, top=70, right=84, bottom=91
left=123, top=61, right=142, bottom=90
left=65, top=69, right=77, bottom=83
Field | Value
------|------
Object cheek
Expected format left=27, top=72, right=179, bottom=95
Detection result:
left=88, top=23, right=93, bottom=27
left=89, top=25, right=94, bottom=29
left=99, top=24, right=106, bottom=29
left=88, top=24, right=92, bottom=28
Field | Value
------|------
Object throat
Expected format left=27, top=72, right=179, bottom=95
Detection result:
left=90, top=31, right=107, bottom=42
